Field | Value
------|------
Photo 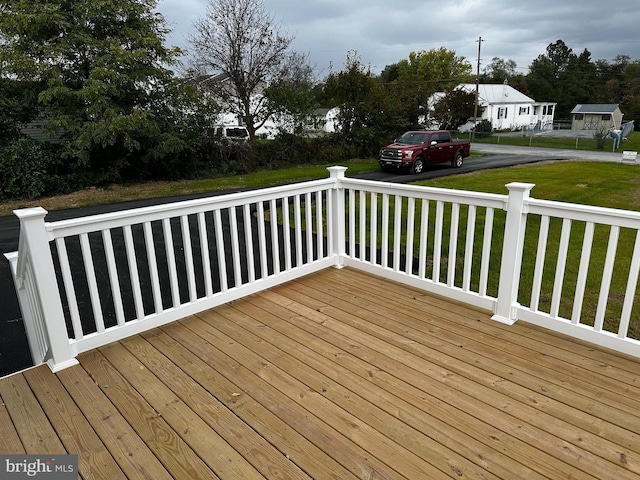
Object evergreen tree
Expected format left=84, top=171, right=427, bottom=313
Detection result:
left=0, top=0, right=202, bottom=179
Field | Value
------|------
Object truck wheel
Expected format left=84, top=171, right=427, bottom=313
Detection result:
left=452, top=152, right=463, bottom=168
left=411, top=157, right=424, bottom=174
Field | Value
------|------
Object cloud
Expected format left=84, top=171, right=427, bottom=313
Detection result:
left=157, top=0, right=640, bottom=77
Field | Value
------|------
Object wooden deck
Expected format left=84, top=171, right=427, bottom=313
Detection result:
left=1, top=267, right=640, bottom=479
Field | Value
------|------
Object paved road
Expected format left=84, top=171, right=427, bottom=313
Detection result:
left=0, top=145, right=627, bottom=377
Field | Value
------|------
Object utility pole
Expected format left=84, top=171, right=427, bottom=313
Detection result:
left=472, top=36, right=483, bottom=142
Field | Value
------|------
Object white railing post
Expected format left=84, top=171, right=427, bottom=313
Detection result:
left=492, top=183, right=535, bottom=325
left=327, top=166, right=348, bottom=268
left=12, top=208, right=78, bottom=371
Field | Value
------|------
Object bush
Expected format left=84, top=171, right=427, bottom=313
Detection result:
left=0, top=138, right=56, bottom=200
left=0, top=131, right=373, bottom=202
left=474, top=119, right=493, bottom=138
left=249, top=133, right=367, bottom=172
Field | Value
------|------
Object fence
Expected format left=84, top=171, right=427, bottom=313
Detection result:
left=6, top=167, right=640, bottom=372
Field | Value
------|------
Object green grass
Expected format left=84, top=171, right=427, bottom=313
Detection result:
left=417, top=160, right=640, bottom=210
left=411, top=161, right=640, bottom=339
left=473, top=130, right=640, bottom=153
left=0, top=159, right=380, bottom=216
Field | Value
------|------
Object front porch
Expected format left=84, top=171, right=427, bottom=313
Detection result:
left=2, top=267, right=639, bottom=479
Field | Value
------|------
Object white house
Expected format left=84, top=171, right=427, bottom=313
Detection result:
left=430, top=83, right=556, bottom=132
left=306, top=107, right=340, bottom=134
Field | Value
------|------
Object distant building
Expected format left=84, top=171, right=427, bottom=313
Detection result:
left=306, top=107, right=340, bottom=134
left=570, top=104, right=623, bottom=131
left=429, top=83, right=556, bottom=132
left=19, top=114, right=65, bottom=143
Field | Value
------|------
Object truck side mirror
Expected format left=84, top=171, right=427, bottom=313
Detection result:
left=430, top=140, right=438, bottom=147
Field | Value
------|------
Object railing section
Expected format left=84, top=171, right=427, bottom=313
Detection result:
left=6, top=167, right=640, bottom=371
left=516, top=196, right=640, bottom=356
left=6, top=175, right=341, bottom=371
left=336, top=178, right=507, bottom=313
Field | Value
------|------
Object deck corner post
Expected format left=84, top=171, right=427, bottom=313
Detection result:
left=492, top=182, right=535, bottom=325
left=327, top=166, right=348, bottom=268
left=12, top=207, right=78, bottom=371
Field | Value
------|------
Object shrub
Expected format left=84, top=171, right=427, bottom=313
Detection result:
left=474, top=119, right=493, bottom=138
left=0, top=138, right=55, bottom=200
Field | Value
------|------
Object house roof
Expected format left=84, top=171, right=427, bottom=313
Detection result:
left=571, top=104, right=619, bottom=114
left=459, top=83, right=535, bottom=105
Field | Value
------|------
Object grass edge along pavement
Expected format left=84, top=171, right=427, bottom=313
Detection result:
left=0, top=160, right=381, bottom=217
left=473, top=130, right=640, bottom=152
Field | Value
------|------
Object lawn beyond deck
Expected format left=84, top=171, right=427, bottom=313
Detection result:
left=1, top=267, right=639, bottom=479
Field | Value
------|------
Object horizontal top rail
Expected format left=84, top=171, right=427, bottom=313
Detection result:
left=527, top=197, right=640, bottom=228
left=339, top=177, right=507, bottom=209
left=44, top=177, right=336, bottom=240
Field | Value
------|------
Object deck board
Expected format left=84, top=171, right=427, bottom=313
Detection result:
left=1, top=267, right=640, bottom=479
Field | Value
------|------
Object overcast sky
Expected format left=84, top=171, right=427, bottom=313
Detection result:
left=157, top=0, right=640, bottom=78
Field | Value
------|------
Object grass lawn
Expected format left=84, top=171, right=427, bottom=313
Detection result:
left=473, top=130, right=640, bottom=153
left=0, top=159, right=380, bottom=217
left=413, top=161, right=640, bottom=340
left=417, top=160, right=640, bottom=210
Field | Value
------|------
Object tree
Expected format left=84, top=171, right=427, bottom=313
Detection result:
left=527, top=40, right=580, bottom=119
left=0, top=0, right=193, bottom=177
left=621, top=61, right=640, bottom=129
left=430, top=88, right=476, bottom=130
left=262, top=51, right=317, bottom=136
left=395, top=48, right=473, bottom=89
left=189, top=0, right=311, bottom=139
left=380, top=48, right=473, bottom=127
left=0, top=78, right=39, bottom=141
left=481, top=57, right=518, bottom=83
left=321, top=51, right=392, bottom=155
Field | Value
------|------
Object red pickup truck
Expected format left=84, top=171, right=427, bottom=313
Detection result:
left=378, top=130, right=471, bottom=174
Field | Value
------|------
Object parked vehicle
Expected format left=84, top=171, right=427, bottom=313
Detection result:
left=379, top=130, right=471, bottom=174
left=214, top=125, right=250, bottom=141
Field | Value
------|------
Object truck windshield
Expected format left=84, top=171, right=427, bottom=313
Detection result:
left=397, top=132, right=429, bottom=145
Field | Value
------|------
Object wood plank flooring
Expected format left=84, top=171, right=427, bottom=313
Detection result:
left=1, top=267, right=640, bottom=479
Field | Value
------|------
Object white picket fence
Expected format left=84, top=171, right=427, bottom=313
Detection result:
left=6, top=166, right=640, bottom=372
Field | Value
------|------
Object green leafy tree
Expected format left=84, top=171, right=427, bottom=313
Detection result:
left=262, top=51, right=317, bottom=136
left=480, top=57, right=519, bottom=83
left=431, top=88, right=476, bottom=130
left=380, top=48, right=473, bottom=127
left=396, top=48, right=473, bottom=88
left=594, top=55, right=631, bottom=104
left=526, top=40, right=597, bottom=119
left=621, top=61, right=640, bottom=129
left=0, top=0, right=199, bottom=179
left=0, top=78, right=39, bottom=141
left=321, top=51, right=392, bottom=154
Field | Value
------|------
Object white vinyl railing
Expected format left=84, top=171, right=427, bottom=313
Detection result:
left=5, top=167, right=640, bottom=372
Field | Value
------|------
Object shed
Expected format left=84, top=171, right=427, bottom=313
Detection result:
left=571, top=104, right=623, bottom=131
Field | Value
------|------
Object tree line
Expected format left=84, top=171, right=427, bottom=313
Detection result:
left=1, top=0, right=638, bottom=202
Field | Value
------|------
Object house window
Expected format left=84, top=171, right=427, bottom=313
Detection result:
left=574, top=114, right=584, bottom=120
left=498, top=107, right=507, bottom=119
left=519, top=106, right=529, bottom=115
left=602, top=114, right=611, bottom=121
